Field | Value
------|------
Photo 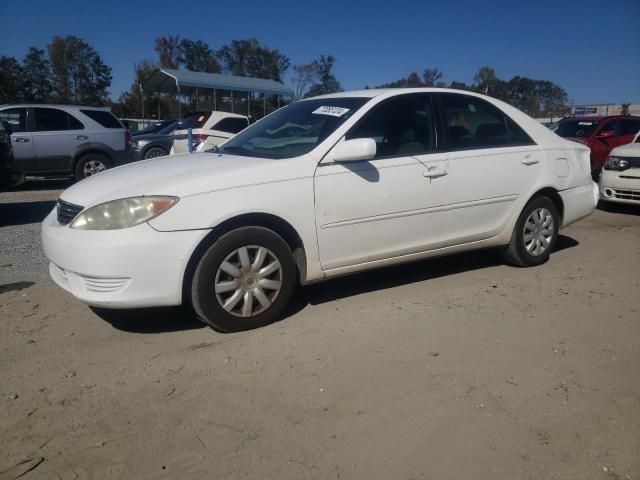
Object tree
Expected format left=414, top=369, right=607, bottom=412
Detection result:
left=422, top=68, right=443, bottom=87
left=22, top=48, right=53, bottom=102
left=217, top=38, right=290, bottom=81
left=0, top=56, right=25, bottom=103
left=291, top=62, right=316, bottom=100
left=154, top=35, right=183, bottom=69
left=306, top=55, right=342, bottom=97
left=47, top=35, right=112, bottom=104
left=473, top=66, right=498, bottom=95
left=180, top=39, right=220, bottom=73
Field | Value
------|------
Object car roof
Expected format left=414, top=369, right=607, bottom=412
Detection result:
left=0, top=104, right=112, bottom=110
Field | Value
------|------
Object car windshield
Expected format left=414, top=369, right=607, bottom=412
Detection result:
left=552, top=119, right=600, bottom=138
left=218, top=97, right=370, bottom=159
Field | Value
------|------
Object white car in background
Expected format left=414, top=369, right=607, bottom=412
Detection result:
left=170, top=111, right=249, bottom=154
left=42, top=88, right=598, bottom=332
left=599, top=131, right=640, bottom=205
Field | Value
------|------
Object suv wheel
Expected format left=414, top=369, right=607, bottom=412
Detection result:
left=502, top=196, right=560, bottom=267
left=74, top=153, right=111, bottom=181
left=190, top=227, right=296, bottom=332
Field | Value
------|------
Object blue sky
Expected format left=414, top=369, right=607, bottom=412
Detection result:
left=2, top=0, right=639, bottom=104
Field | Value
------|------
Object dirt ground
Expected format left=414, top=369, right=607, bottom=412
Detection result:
left=1, top=184, right=639, bottom=480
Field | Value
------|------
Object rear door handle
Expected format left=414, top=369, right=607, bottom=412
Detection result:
left=522, top=155, right=539, bottom=165
left=14, top=137, right=30, bottom=143
left=75, top=135, right=88, bottom=140
left=424, top=167, right=448, bottom=178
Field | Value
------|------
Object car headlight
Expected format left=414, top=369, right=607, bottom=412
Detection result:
left=604, top=156, right=629, bottom=171
left=70, top=196, right=178, bottom=230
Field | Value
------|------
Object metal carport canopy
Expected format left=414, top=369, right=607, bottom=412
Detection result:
left=143, top=68, right=293, bottom=96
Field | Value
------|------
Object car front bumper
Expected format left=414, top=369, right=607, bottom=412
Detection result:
left=41, top=208, right=207, bottom=308
left=599, top=169, right=640, bottom=205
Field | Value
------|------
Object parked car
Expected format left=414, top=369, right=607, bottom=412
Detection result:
left=42, top=88, right=598, bottom=332
left=599, top=131, right=640, bottom=205
left=0, top=104, right=135, bottom=181
left=170, top=111, right=249, bottom=154
left=551, top=115, right=640, bottom=179
left=0, top=120, right=16, bottom=187
left=132, top=119, right=178, bottom=137
left=131, top=121, right=181, bottom=159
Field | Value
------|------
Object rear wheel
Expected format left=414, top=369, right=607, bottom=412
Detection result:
left=502, top=196, right=559, bottom=267
left=144, top=147, right=168, bottom=159
left=190, top=227, right=296, bottom=332
left=74, top=153, right=111, bottom=181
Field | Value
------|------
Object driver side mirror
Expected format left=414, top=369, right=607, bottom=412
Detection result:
left=596, top=130, right=615, bottom=139
left=332, top=138, right=376, bottom=162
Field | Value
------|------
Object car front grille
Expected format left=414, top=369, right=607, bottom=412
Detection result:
left=611, top=188, right=640, bottom=201
left=57, top=200, right=84, bottom=225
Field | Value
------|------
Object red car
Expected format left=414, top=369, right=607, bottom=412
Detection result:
left=552, top=115, right=640, bottom=178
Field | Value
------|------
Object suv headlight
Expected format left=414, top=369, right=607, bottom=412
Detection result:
left=604, top=156, right=630, bottom=171
left=70, top=196, right=178, bottom=230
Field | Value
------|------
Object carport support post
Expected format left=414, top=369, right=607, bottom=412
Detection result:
left=263, top=95, right=266, bottom=117
left=247, top=92, right=251, bottom=117
left=214, top=89, right=217, bottom=111
left=176, top=83, right=182, bottom=119
left=195, top=88, right=199, bottom=110
left=139, top=83, right=145, bottom=122
left=231, top=91, right=234, bottom=113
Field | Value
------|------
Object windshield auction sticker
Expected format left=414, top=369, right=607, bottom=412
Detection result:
left=312, top=106, right=350, bottom=117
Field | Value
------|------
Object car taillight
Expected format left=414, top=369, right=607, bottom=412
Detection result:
left=192, top=134, right=209, bottom=144
left=124, top=130, right=132, bottom=151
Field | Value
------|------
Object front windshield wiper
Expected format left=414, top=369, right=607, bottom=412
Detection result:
left=220, top=145, right=256, bottom=157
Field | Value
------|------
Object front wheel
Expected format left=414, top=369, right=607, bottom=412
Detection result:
left=144, top=147, right=168, bottom=159
left=190, top=227, right=296, bottom=332
left=502, top=196, right=560, bottom=267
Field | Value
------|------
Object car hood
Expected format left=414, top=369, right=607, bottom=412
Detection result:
left=610, top=142, right=640, bottom=157
left=59, top=153, right=305, bottom=208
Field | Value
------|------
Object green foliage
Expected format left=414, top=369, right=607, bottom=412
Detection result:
left=217, top=38, right=290, bottom=82
left=305, top=55, right=342, bottom=97
left=47, top=35, right=112, bottom=104
left=180, top=39, right=220, bottom=73
left=22, top=48, right=53, bottom=102
left=0, top=56, right=25, bottom=103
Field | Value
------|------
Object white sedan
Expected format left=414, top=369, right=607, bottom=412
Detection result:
left=599, top=131, right=640, bottom=205
left=42, top=89, right=598, bottom=331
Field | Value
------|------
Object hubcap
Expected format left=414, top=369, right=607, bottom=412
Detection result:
left=523, top=207, right=554, bottom=256
left=146, top=149, right=165, bottom=159
left=83, top=160, right=106, bottom=177
left=214, top=246, right=283, bottom=318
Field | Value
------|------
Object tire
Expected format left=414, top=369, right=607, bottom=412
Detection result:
left=190, top=226, right=296, bottom=332
left=501, top=196, right=560, bottom=267
left=74, top=153, right=111, bottom=181
left=143, top=147, right=168, bottom=159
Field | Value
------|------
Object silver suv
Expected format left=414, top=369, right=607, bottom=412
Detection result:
left=0, top=104, right=135, bottom=181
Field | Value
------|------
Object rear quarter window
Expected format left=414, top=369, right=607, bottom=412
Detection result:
left=80, top=110, right=123, bottom=129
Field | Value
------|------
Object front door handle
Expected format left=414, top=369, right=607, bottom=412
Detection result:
left=75, top=135, right=88, bottom=140
left=424, top=167, right=448, bottom=178
left=14, top=137, right=30, bottom=143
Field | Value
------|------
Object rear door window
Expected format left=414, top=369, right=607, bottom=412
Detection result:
left=0, top=108, right=27, bottom=133
left=80, top=109, right=123, bottom=128
left=439, top=94, right=510, bottom=150
left=212, top=117, right=249, bottom=134
left=180, top=112, right=212, bottom=129
left=35, top=108, right=85, bottom=131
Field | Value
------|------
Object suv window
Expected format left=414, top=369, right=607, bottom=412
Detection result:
left=212, top=117, right=248, bottom=134
left=80, top=109, right=122, bottom=128
left=35, top=108, right=84, bottom=131
left=440, top=94, right=511, bottom=150
left=181, top=111, right=212, bottom=129
left=0, top=108, right=27, bottom=133
left=347, top=94, right=436, bottom=158
left=619, top=118, right=640, bottom=136
left=598, top=120, right=619, bottom=136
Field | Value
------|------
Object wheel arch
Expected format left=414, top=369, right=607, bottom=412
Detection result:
left=527, top=186, right=565, bottom=223
left=72, top=144, right=114, bottom=168
left=182, top=212, right=308, bottom=303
